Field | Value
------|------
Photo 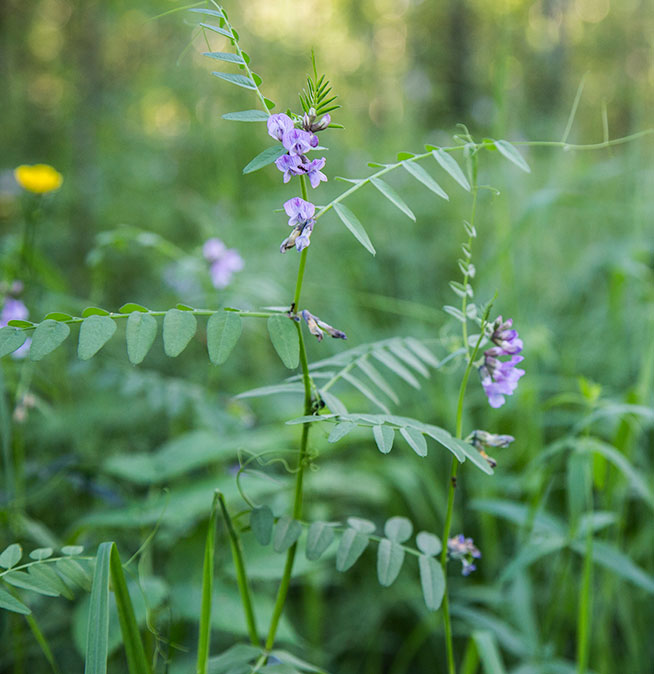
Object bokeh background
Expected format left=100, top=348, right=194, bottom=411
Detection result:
left=1, top=0, right=653, bottom=672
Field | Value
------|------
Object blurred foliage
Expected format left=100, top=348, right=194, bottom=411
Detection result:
left=1, top=0, right=653, bottom=673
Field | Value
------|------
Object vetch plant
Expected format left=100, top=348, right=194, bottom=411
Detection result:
left=1, top=3, right=653, bottom=673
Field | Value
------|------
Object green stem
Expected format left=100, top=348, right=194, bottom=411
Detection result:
left=576, top=455, right=594, bottom=674
left=217, top=493, right=260, bottom=648
left=265, top=174, right=314, bottom=651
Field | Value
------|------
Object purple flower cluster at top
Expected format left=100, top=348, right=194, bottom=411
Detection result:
left=447, top=534, right=481, bottom=576
left=479, top=316, right=525, bottom=408
left=267, top=110, right=331, bottom=253
left=203, top=238, right=244, bottom=289
left=1, top=291, right=30, bottom=359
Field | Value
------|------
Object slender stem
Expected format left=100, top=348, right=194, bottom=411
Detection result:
left=265, top=174, right=314, bottom=651
left=217, top=493, right=260, bottom=647
left=576, top=451, right=594, bottom=674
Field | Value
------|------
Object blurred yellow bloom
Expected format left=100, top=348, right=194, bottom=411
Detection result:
left=14, top=164, right=63, bottom=194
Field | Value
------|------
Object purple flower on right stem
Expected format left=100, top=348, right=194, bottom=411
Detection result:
left=479, top=316, right=525, bottom=408
left=447, top=535, right=481, bottom=576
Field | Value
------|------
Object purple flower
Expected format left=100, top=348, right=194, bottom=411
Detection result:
left=284, top=197, right=315, bottom=227
left=489, top=316, right=523, bottom=355
left=479, top=316, right=524, bottom=408
left=1, top=296, right=30, bottom=359
left=202, top=238, right=243, bottom=289
left=294, top=220, right=314, bottom=251
left=305, top=157, right=328, bottom=188
left=274, top=154, right=305, bottom=183
left=203, top=238, right=226, bottom=262
left=302, top=108, right=331, bottom=133
left=447, top=534, right=481, bottom=576
left=267, top=113, right=294, bottom=142
left=282, top=128, right=318, bottom=156
left=1, top=298, right=28, bottom=325
left=480, top=354, right=525, bottom=408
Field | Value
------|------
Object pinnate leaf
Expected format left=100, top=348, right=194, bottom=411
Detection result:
left=402, top=161, right=448, bottom=200
left=384, top=516, right=413, bottom=543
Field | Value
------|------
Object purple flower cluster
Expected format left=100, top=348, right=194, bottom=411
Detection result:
left=479, top=316, right=525, bottom=408
left=280, top=198, right=316, bottom=253
left=301, top=309, right=347, bottom=342
left=447, top=534, right=481, bottom=576
left=267, top=110, right=331, bottom=253
left=1, top=287, right=30, bottom=359
left=203, top=238, right=244, bottom=289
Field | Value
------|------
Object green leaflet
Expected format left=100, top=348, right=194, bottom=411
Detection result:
left=0, top=327, right=26, bottom=358
left=267, top=315, right=299, bottom=369
left=418, top=555, right=445, bottom=610
left=377, top=539, right=405, bottom=587
left=402, top=161, right=449, bottom=200
left=125, top=312, right=157, bottom=365
left=3, top=571, right=60, bottom=597
left=250, top=506, right=274, bottom=546
left=327, top=421, right=356, bottom=443
left=384, top=516, right=413, bottom=543
left=416, top=531, right=442, bottom=556
left=207, top=311, right=242, bottom=365
left=370, top=177, right=416, bottom=221
left=336, top=528, right=369, bottom=572
left=78, top=315, right=117, bottom=360
left=222, top=110, right=269, bottom=122
left=305, top=522, right=336, bottom=561
left=333, top=203, right=376, bottom=256
left=0, top=543, right=22, bottom=568
left=372, top=424, right=394, bottom=454
left=243, top=145, right=287, bottom=174
left=30, top=319, right=70, bottom=361
left=203, top=51, right=245, bottom=65
left=273, top=517, right=302, bottom=553
left=212, top=71, right=256, bottom=90
left=431, top=148, right=471, bottom=190
left=399, top=426, right=428, bottom=457
left=163, top=308, right=197, bottom=357
left=493, top=140, right=531, bottom=173
left=0, top=587, right=31, bottom=614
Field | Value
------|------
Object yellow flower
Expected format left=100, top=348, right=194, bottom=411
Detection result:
left=14, top=164, right=63, bottom=194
